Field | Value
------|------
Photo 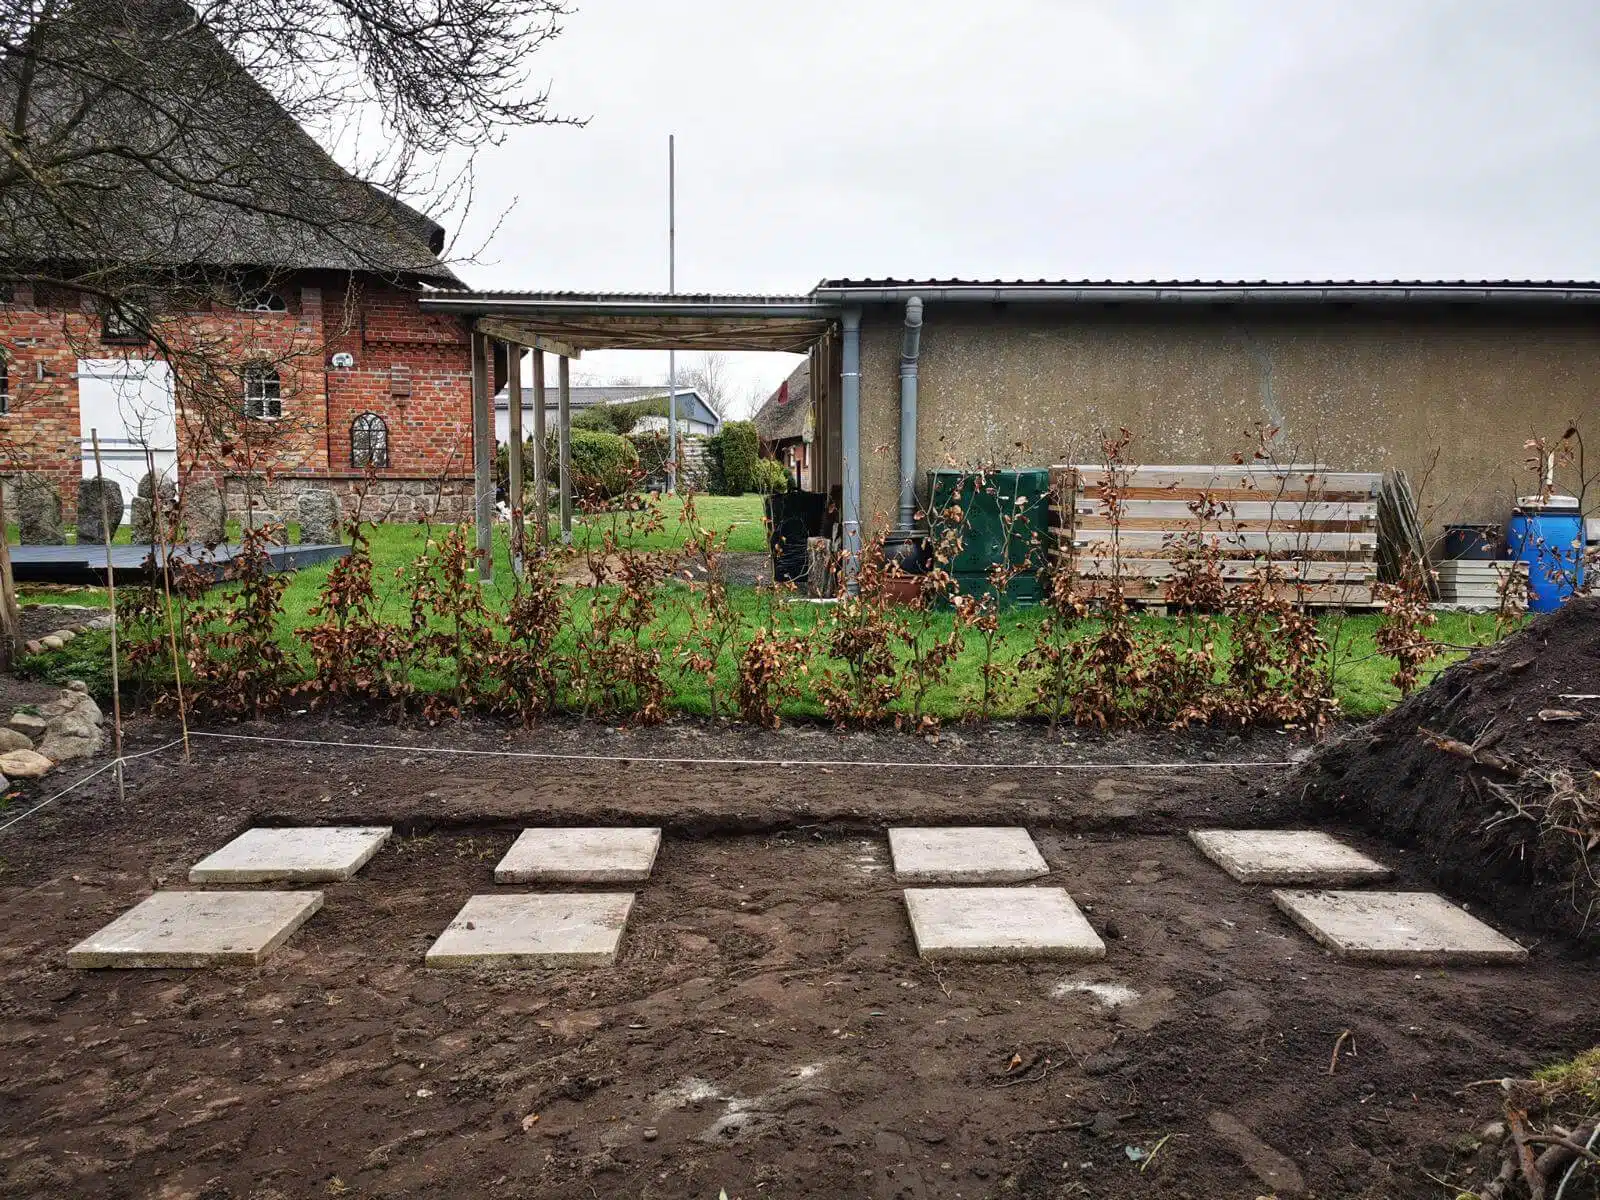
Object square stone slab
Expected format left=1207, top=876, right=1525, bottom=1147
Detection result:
left=189, top=826, right=392, bottom=884
left=1272, top=890, right=1528, bottom=965
left=494, top=827, right=662, bottom=884
left=904, top=887, right=1106, bottom=961
left=1189, top=829, right=1391, bottom=885
left=67, top=890, right=323, bottom=968
left=425, top=893, right=635, bottom=968
left=888, top=827, right=1049, bottom=884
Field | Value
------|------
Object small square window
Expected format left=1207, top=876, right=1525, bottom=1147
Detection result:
left=243, top=363, right=282, bottom=419
left=101, top=297, right=150, bottom=345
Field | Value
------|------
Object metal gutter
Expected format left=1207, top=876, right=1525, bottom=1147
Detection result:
left=810, top=283, right=1600, bottom=305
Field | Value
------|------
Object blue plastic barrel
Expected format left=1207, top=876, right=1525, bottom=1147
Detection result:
left=1508, top=504, right=1586, bottom=612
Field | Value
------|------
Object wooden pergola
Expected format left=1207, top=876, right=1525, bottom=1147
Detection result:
left=418, top=291, right=838, bottom=579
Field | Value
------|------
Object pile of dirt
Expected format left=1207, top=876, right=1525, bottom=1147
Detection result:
left=1301, top=596, right=1600, bottom=948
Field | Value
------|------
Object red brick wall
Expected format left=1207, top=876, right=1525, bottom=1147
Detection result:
left=0, top=273, right=473, bottom=520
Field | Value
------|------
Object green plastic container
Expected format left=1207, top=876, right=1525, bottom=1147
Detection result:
left=926, top=467, right=1052, bottom=606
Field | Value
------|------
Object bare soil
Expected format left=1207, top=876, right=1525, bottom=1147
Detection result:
left=1303, top=596, right=1600, bottom=948
left=0, top=716, right=1596, bottom=1199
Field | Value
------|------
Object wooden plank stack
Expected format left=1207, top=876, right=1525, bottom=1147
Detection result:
left=1049, top=464, right=1382, bottom=608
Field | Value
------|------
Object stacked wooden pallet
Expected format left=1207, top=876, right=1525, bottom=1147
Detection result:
left=1049, top=464, right=1382, bottom=608
left=1435, top=560, right=1526, bottom=606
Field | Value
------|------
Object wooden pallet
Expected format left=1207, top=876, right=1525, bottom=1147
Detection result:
left=1435, top=559, right=1526, bottom=605
left=1050, top=464, right=1382, bottom=609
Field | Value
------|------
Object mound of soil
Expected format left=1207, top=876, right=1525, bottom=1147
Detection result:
left=1302, top=597, right=1600, bottom=948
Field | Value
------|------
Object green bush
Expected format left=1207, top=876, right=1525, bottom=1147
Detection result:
left=549, top=428, right=640, bottom=500
left=571, top=407, right=619, bottom=434
left=753, top=457, right=791, bottom=494
left=705, top=420, right=760, bottom=495
left=629, top=430, right=671, bottom=483
left=497, top=429, right=642, bottom=501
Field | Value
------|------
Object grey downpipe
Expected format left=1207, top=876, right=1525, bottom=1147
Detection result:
left=897, top=297, right=923, bottom=531
left=841, top=307, right=862, bottom=591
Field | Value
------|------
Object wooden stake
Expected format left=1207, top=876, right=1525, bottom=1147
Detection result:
left=89, top=431, right=125, bottom=801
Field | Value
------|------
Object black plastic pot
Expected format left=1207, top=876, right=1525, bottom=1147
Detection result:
left=765, top=491, right=827, bottom=584
left=1442, top=523, right=1502, bottom=561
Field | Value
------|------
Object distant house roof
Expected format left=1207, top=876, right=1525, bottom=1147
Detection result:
left=754, top=361, right=809, bottom=445
left=0, top=0, right=462, bottom=286
left=493, top=385, right=707, bottom=413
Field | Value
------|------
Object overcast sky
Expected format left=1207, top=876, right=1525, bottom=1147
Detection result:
left=450, top=0, right=1600, bottom=413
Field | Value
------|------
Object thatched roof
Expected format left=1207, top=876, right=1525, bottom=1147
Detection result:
left=753, top=360, right=810, bottom=444
left=0, top=0, right=461, bottom=286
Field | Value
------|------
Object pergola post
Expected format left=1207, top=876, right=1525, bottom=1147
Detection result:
left=470, top=330, right=494, bottom=582
left=557, top=354, right=573, bottom=543
left=531, top=349, right=549, bottom=548
left=507, top=345, right=525, bottom=576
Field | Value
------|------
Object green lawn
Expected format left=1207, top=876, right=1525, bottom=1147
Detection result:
left=12, top=492, right=1511, bottom=722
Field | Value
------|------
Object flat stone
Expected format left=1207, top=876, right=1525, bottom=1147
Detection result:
left=0, top=728, right=33, bottom=753
left=188, top=826, right=392, bottom=883
left=0, top=748, right=53, bottom=778
left=888, top=827, right=1048, bottom=884
left=66, top=890, right=323, bottom=968
left=1189, top=829, right=1392, bottom=885
left=494, top=827, right=662, bottom=884
left=903, top=887, right=1106, bottom=961
left=9, top=713, right=48, bottom=737
left=1272, top=890, right=1528, bottom=965
left=38, top=636, right=63, bottom=651
left=425, top=893, right=635, bottom=968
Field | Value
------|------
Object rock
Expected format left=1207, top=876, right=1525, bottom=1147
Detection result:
left=137, top=470, right=177, bottom=504
left=15, top=475, right=65, bottom=545
left=37, top=723, right=101, bottom=764
left=39, top=635, right=63, bottom=651
left=296, top=489, right=341, bottom=545
left=129, top=497, right=155, bottom=543
left=183, top=479, right=226, bottom=545
left=23, top=640, right=41, bottom=655
left=68, top=693, right=104, bottom=727
left=0, top=749, right=53, bottom=778
left=76, top=478, right=124, bottom=544
left=56, top=629, right=74, bottom=644
left=0, top=728, right=33, bottom=753
left=67, top=681, right=88, bottom=694
left=8, top=712, right=48, bottom=738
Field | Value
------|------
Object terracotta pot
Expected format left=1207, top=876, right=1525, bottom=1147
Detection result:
left=882, top=576, right=923, bottom=604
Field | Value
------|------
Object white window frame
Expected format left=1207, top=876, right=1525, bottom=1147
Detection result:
left=243, top=363, right=282, bottom=420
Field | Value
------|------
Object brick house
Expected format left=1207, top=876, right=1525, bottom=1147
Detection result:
left=0, top=0, right=477, bottom=526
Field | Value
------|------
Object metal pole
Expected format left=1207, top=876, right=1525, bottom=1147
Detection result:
left=507, top=345, right=525, bottom=576
left=840, top=307, right=862, bottom=592
left=89, top=431, right=125, bottom=801
left=666, top=133, right=677, bottom=494
left=531, top=350, right=548, bottom=548
left=470, top=330, right=494, bottom=581
left=558, top=355, right=573, bottom=542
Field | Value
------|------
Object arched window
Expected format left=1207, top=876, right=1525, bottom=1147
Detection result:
left=351, top=411, right=389, bottom=468
left=0, top=356, right=9, bottom=414
left=242, top=363, right=282, bottom=419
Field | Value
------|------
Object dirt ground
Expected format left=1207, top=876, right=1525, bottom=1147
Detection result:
left=1, top=715, right=1597, bottom=1199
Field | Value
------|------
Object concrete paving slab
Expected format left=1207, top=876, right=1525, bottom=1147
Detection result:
left=425, top=893, right=635, bottom=968
left=888, top=827, right=1048, bottom=884
left=1189, top=829, right=1392, bottom=885
left=67, top=890, right=323, bottom=968
left=904, top=887, right=1105, bottom=961
left=189, top=826, right=392, bottom=883
left=495, top=827, right=661, bottom=884
left=1272, top=889, right=1528, bottom=965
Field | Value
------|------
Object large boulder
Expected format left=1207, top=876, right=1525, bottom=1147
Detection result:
left=130, top=472, right=178, bottom=543
left=15, top=475, right=65, bottom=545
left=183, top=479, right=226, bottom=545
left=34, top=688, right=105, bottom=764
left=76, top=478, right=124, bottom=544
left=0, top=748, right=53, bottom=778
left=296, top=489, right=341, bottom=545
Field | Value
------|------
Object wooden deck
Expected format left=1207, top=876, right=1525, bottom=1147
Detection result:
left=10, top=542, right=349, bottom=586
